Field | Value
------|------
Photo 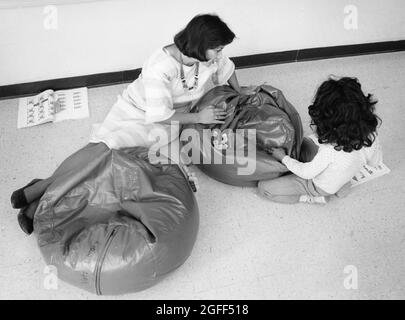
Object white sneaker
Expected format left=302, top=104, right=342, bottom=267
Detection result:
left=299, top=195, right=327, bottom=204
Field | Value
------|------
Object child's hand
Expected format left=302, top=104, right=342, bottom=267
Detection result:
left=239, top=85, right=257, bottom=96
left=269, top=147, right=287, bottom=162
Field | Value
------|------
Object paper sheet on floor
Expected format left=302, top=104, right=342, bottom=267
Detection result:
left=351, top=162, right=391, bottom=187
left=17, top=87, right=89, bottom=128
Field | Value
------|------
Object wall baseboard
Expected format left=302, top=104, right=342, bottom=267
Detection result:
left=1, top=40, right=404, bottom=100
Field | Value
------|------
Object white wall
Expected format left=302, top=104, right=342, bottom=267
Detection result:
left=0, top=0, right=404, bottom=86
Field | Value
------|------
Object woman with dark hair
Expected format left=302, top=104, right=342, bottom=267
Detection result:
left=258, top=76, right=383, bottom=204
left=11, top=14, right=246, bottom=234
left=89, top=13, right=245, bottom=152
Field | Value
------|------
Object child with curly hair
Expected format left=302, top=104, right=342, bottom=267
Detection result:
left=258, top=76, right=383, bottom=204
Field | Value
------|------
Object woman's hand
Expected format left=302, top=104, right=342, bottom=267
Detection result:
left=269, top=147, right=287, bottom=162
left=197, top=106, right=227, bottom=124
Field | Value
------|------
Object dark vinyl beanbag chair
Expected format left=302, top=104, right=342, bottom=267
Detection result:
left=33, top=145, right=199, bottom=295
left=181, top=85, right=303, bottom=186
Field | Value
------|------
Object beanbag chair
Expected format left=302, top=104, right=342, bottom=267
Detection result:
left=33, top=145, right=199, bottom=295
left=181, top=85, right=303, bottom=186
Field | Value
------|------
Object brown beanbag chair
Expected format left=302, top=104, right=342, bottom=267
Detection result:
left=34, top=145, right=199, bottom=295
left=181, top=84, right=303, bottom=186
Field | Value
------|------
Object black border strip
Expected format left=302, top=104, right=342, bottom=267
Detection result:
left=1, top=40, right=404, bottom=100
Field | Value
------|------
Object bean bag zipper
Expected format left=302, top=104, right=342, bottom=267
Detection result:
left=94, top=225, right=120, bottom=295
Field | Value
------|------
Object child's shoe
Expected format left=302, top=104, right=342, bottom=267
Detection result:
left=179, top=152, right=199, bottom=193
left=299, top=195, right=327, bottom=204
left=182, top=165, right=199, bottom=193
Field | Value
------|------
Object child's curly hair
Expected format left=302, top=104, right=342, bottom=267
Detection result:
left=308, top=77, right=381, bottom=152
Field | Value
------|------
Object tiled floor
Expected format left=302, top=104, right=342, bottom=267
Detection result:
left=1, top=52, right=404, bottom=299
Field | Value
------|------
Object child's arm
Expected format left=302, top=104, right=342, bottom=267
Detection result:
left=271, top=147, right=332, bottom=180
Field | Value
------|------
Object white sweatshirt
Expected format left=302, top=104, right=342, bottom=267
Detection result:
left=281, top=134, right=383, bottom=194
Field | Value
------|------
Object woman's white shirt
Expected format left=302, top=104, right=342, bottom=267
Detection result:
left=121, top=48, right=235, bottom=124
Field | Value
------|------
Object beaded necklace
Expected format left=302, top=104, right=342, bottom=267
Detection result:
left=179, top=54, right=199, bottom=91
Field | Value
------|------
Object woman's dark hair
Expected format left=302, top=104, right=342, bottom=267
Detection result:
left=174, top=14, right=235, bottom=61
left=308, top=77, right=381, bottom=152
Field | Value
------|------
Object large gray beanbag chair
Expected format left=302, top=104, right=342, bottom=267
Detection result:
left=181, top=85, right=303, bottom=187
left=34, top=145, right=199, bottom=295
